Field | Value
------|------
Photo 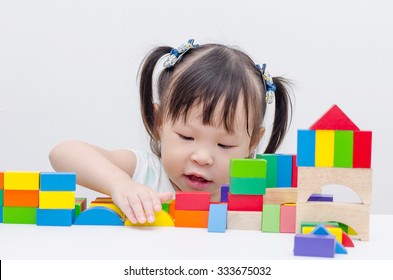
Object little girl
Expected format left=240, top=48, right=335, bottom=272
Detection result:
left=49, top=39, right=293, bottom=224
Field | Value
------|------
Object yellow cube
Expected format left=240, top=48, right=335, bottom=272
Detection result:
left=4, top=171, right=40, bottom=190
left=39, top=191, right=75, bottom=209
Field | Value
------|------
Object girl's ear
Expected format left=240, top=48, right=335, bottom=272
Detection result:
left=249, top=127, right=265, bottom=155
left=154, top=103, right=162, bottom=138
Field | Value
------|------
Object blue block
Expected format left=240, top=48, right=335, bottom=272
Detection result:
left=40, top=172, right=76, bottom=191
left=36, top=208, right=75, bottom=226
left=73, top=206, right=123, bottom=226
left=294, top=234, right=335, bottom=258
left=297, top=130, right=315, bottom=167
left=308, top=194, right=333, bottom=202
left=0, top=207, right=3, bottom=223
left=220, top=184, right=229, bottom=202
left=276, top=154, right=292, bottom=187
left=335, top=241, right=348, bottom=254
left=208, top=204, right=227, bottom=233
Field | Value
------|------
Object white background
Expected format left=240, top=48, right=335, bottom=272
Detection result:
left=0, top=0, right=392, bottom=214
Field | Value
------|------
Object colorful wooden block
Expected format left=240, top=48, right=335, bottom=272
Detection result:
left=3, top=190, right=39, bottom=207
left=36, top=209, right=75, bottom=226
left=256, top=154, right=277, bottom=188
left=277, top=154, right=292, bottom=187
left=90, top=201, right=124, bottom=218
left=294, top=234, right=336, bottom=258
left=297, top=130, right=315, bottom=167
left=75, top=197, right=87, bottom=218
left=227, top=193, right=263, bottom=211
left=307, top=193, right=333, bottom=202
left=230, top=177, right=266, bottom=195
left=162, top=201, right=171, bottom=213
left=2, top=206, right=37, bottom=224
left=300, top=221, right=339, bottom=232
left=174, top=210, right=209, bottom=228
left=175, top=192, right=210, bottom=210
left=169, top=199, right=176, bottom=219
left=226, top=211, right=262, bottom=231
left=124, top=210, right=174, bottom=227
left=315, top=130, right=335, bottom=167
left=73, top=206, right=123, bottom=226
left=262, top=204, right=280, bottom=232
left=291, top=155, right=298, bottom=187
left=230, top=159, right=266, bottom=178
left=4, top=171, right=40, bottom=190
left=280, top=203, right=296, bottom=233
left=220, top=184, right=229, bottom=202
left=0, top=207, right=3, bottom=223
left=208, top=204, right=228, bottom=233
left=302, top=224, right=343, bottom=244
left=0, top=171, right=3, bottom=189
left=0, top=189, right=3, bottom=206
left=39, top=172, right=76, bottom=191
left=353, top=131, right=372, bottom=168
left=39, top=191, right=75, bottom=209
left=309, top=104, right=359, bottom=131
left=334, top=130, right=354, bottom=168
left=342, top=232, right=355, bottom=247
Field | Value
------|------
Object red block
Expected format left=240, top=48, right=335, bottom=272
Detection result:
left=227, top=193, right=263, bottom=211
left=353, top=131, right=372, bottom=168
left=280, top=204, right=296, bottom=233
left=342, top=231, right=355, bottom=247
left=175, top=192, right=210, bottom=211
left=310, top=104, right=360, bottom=131
left=291, top=155, right=298, bottom=187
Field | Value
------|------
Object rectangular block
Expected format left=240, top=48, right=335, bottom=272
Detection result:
left=230, top=177, right=266, bottom=195
left=230, top=159, right=266, bottom=178
left=302, top=226, right=343, bottom=244
left=300, top=221, right=339, bottom=233
left=256, top=154, right=277, bottom=188
left=280, top=203, right=296, bottom=233
left=36, top=208, right=75, bottom=226
left=277, top=154, right=292, bottom=187
left=262, top=204, right=280, bottom=232
left=294, top=234, right=335, bottom=258
left=0, top=206, right=2, bottom=223
left=227, top=193, right=263, bottom=211
left=39, top=191, right=75, bottom=209
left=208, top=204, right=228, bottom=233
left=315, top=130, right=335, bottom=167
left=3, top=190, right=39, bottom=207
left=175, top=192, right=210, bottom=210
left=226, top=211, right=262, bottom=231
left=3, top=206, right=37, bottom=224
left=307, top=194, right=333, bottom=202
left=174, top=210, right=209, bottom=228
left=264, top=188, right=297, bottom=204
left=291, top=155, right=298, bottom=187
left=40, top=172, right=76, bottom=191
left=334, top=130, right=353, bottom=168
left=75, top=197, right=87, bottom=218
left=4, top=171, right=40, bottom=190
left=220, top=184, right=229, bottom=202
left=0, top=189, right=3, bottom=206
left=0, top=171, right=4, bottom=190
left=297, top=130, right=315, bottom=167
left=353, top=131, right=372, bottom=168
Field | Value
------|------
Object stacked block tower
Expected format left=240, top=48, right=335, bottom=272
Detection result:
left=296, top=105, right=372, bottom=241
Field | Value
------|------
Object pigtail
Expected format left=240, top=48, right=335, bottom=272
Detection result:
left=264, top=77, right=293, bottom=153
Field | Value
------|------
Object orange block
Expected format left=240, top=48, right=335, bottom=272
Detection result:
left=169, top=200, right=176, bottom=220
left=174, top=210, right=209, bottom=228
left=4, top=190, right=39, bottom=207
left=0, top=171, right=4, bottom=189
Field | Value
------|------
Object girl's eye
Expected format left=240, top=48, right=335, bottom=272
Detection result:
left=178, top=134, right=194, bottom=141
left=218, top=143, right=234, bottom=149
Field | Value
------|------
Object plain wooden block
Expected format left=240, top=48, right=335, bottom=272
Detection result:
left=125, top=210, right=174, bottom=227
left=264, top=188, right=297, bottom=204
left=353, top=131, right=372, bottom=168
left=292, top=155, right=298, bottom=187
left=230, top=159, right=267, bottom=178
left=280, top=203, right=296, bottom=233
left=3, top=190, right=39, bottom=207
left=297, top=130, right=315, bottom=167
left=73, top=206, right=123, bottom=226
left=3, top=206, right=37, bottom=224
left=4, top=171, right=40, bottom=190
left=256, top=154, right=277, bottom=188
left=39, top=172, right=76, bottom=191
left=36, top=209, right=75, bottom=226
left=277, top=154, right=292, bottom=187
left=315, top=130, right=335, bottom=167
left=208, top=204, right=228, bottom=232
left=174, top=210, right=209, bottom=228
left=227, top=193, right=263, bottom=211
left=334, top=130, right=354, bottom=168
left=226, top=211, right=262, bottom=231
left=175, top=192, right=210, bottom=211
left=230, top=177, right=266, bottom=195
left=39, top=191, right=75, bottom=209
left=309, top=104, right=360, bottom=131
left=262, top=204, right=280, bottom=232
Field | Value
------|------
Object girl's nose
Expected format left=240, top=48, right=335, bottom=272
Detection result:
left=191, top=148, right=214, bottom=166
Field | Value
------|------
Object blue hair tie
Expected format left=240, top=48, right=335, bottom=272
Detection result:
left=256, top=63, right=276, bottom=104
left=163, top=39, right=199, bottom=68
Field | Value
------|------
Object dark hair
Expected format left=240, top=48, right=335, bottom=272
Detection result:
left=139, top=43, right=292, bottom=157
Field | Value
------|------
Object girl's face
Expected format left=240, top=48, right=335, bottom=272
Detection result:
left=159, top=102, right=262, bottom=201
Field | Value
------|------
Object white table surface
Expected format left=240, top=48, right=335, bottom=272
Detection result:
left=0, top=215, right=392, bottom=260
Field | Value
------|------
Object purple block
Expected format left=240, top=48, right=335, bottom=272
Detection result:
left=220, top=184, right=229, bottom=202
left=294, top=234, right=335, bottom=258
left=308, top=193, right=333, bottom=202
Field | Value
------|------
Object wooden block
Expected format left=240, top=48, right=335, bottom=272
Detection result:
left=92, top=197, right=113, bottom=203
left=291, top=155, right=298, bottom=187
left=0, top=207, right=3, bottom=223
left=280, top=203, right=296, bottom=233
left=3, top=190, right=39, bottom=207
left=124, top=210, right=174, bottom=227
left=220, top=184, right=229, bottom=202
left=256, top=154, right=277, bottom=188
left=353, top=131, right=372, bottom=168
left=169, top=199, right=176, bottom=219
left=297, top=167, right=372, bottom=204
left=90, top=201, right=124, bottom=218
left=262, top=204, right=280, bottom=232
left=334, top=130, right=354, bottom=168
left=342, top=231, right=355, bottom=247
left=0, top=171, right=3, bottom=190
left=230, top=177, right=266, bottom=195
left=277, top=154, right=292, bottom=187
left=294, top=234, right=336, bottom=258
left=73, top=206, right=123, bottom=226
left=226, top=211, right=262, bottom=231
left=264, top=188, right=297, bottom=204
left=297, top=130, right=315, bottom=167
left=302, top=225, right=343, bottom=243
left=39, top=191, right=75, bottom=209
left=3, top=206, right=37, bottom=224
left=315, top=130, right=335, bottom=167
left=227, top=193, right=263, bottom=211
left=230, top=159, right=266, bottom=178
left=39, top=172, right=76, bottom=191
left=4, top=171, right=40, bottom=190
left=75, top=198, right=87, bottom=219
left=174, top=210, right=209, bottom=228
left=162, top=200, right=171, bottom=213
left=208, top=204, right=228, bottom=233
left=36, top=209, right=74, bottom=226
left=307, top=193, right=333, bottom=202
left=309, top=104, right=360, bottom=131
left=0, top=189, right=3, bottom=207
left=175, top=192, right=210, bottom=210
left=300, top=221, right=339, bottom=232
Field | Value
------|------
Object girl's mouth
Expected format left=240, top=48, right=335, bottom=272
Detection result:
left=184, top=174, right=212, bottom=190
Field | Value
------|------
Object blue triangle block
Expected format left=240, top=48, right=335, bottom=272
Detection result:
left=335, top=240, right=348, bottom=254
left=73, top=206, right=123, bottom=226
left=311, top=224, right=331, bottom=236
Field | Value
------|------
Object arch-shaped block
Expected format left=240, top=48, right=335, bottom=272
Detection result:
left=73, top=206, right=123, bottom=226
left=124, top=210, right=174, bottom=227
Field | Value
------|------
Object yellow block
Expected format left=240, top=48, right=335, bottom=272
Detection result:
left=39, top=191, right=75, bottom=209
left=4, top=171, right=40, bottom=190
left=315, top=130, right=335, bottom=167
left=90, top=202, right=124, bottom=218
left=302, top=226, right=343, bottom=243
left=124, top=210, right=174, bottom=227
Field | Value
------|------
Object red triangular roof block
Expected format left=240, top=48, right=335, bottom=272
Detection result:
left=309, top=104, right=360, bottom=131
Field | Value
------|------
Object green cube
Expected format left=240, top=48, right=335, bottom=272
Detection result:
left=230, top=159, right=266, bottom=178
left=3, top=206, right=37, bottom=224
left=230, top=177, right=266, bottom=195
left=334, top=130, right=354, bottom=168
left=256, top=154, right=278, bottom=188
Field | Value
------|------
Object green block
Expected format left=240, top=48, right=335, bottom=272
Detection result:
left=230, top=177, right=266, bottom=195
left=3, top=206, right=37, bottom=224
left=300, top=221, right=339, bottom=232
left=230, top=159, right=266, bottom=178
left=162, top=201, right=171, bottom=213
left=0, top=190, right=3, bottom=206
left=74, top=198, right=87, bottom=219
left=334, top=130, right=353, bottom=168
left=256, top=154, right=277, bottom=188
left=262, top=204, right=280, bottom=232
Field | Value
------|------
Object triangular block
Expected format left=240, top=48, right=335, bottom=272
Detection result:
left=310, top=105, right=360, bottom=131
left=342, top=232, right=355, bottom=247
left=335, top=240, right=348, bottom=254
left=73, top=206, right=123, bottom=226
left=311, top=224, right=331, bottom=236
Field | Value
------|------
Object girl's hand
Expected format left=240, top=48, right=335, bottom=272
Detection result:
left=110, top=182, right=173, bottom=224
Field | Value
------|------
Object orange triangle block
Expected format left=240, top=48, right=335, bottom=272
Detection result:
left=310, top=105, right=360, bottom=131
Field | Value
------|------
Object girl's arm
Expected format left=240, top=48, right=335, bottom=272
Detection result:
left=49, top=140, right=172, bottom=224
